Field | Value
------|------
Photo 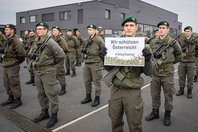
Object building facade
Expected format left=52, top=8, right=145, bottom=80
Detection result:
left=16, top=0, right=182, bottom=38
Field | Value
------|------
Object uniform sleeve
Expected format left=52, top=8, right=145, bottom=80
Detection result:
left=73, top=36, right=80, bottom=49
left=14, top=38, right=26, bottom=57
left=59, top=37, right=69, bottom=52
left=173, top=41, right=183, bottom=64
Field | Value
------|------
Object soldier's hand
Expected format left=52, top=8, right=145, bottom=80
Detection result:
left=153, top=52, right=162, bottom=59
left=0, top=48, right=4, bottom=54
left=142, top=48, right=151, bottom=62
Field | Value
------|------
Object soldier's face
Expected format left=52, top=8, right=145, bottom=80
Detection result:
left=76, top=31, right=80, bottom=36
left=29, top=32, right=35, bottom=37
left=36, top=26, right=48, bottom=37
left=67, top=31, right=72, bottom=36
left=184, top=29, right=192, bottom=38
left=123, top=22, right=138, bottom=37
left=87, top=28, right=96, bottom=37
left=4, top=28, right=14, bottom=37
left=52, top=28, right=59, bottom=37
left=158, top=26, right=169, bottom=37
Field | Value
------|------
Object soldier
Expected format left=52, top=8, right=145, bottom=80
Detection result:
left=145, top=21, right=182, bottom=126
left=104, top=16, right=153, bottom=132
left=0, top=24, right=26, bottom=109
left=99, top=29, right=105, bottom=40
left=31, top=22, right=65, bottom=128
left=81, top=24, right=107, bottom=107
left=0, top=29, right=7, bottom=47
left=52, top=26, right=68, bottom=96
left=176, top=26, right=198, bottom=98
left=65, top=29, right=79, bottom=77
left=26, top=29, right=36, bottom=85
left=23, top=30, right=29, bottom=68
left=194, top=32, right=198, bottom=82
left=146, top=29, right=159, bottom=44
left=75, top=30, right=85, bottom=66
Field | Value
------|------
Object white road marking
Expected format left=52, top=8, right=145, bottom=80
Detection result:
left=53, top=69, right=178, bottom=132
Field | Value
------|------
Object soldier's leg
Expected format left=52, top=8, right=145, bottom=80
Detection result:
left=81, top=64, right=92, bottom=104
left=90, top=62, right=102, bottom=107
left=162, top=76, right=174, bottom=126
left=151, top=76, right=161, bottom=109
left=108, top=87, right=124, bottom=132
left=65, top=53, right=70, bottom=75
left=176, top=63, right=186, bottom=96
left=186, top=63, right=196, bottom=98
left=124, top=89, right=143, bottom=132
left=69, top=52, right=76, bottom=77
left=194, top=57, right=198, bottom=82
left=57, top=60, right=67, bottom=95
left=42, top=71, right=59, bottom=114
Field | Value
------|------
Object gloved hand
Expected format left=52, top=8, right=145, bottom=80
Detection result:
left=81, top=48, right=88, bottom=54
left=99, top=48, right=107, bottom=58
left=30, top=53, right=38, bottom=60
left=153, top=52, right=162, bottom=59
left=142, top=48, right=151, bottom=62
left=182, top=48, right=186, bottom=53
left=24, top=46, right=29, bottom=50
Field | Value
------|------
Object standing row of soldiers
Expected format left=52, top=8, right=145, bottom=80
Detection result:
left=0, top=15, right=198, bottom=131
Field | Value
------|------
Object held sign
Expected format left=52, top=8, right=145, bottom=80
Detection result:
left=104, top=37, right=145, bottom=66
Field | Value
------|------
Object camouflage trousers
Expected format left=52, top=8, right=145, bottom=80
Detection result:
left=108, top=86, right=143, bottom=132
left=35, top=70, right=60, bottom=113
left=150, top=75, right=175, bottom=111
left=178, top=62, right=196, bottom=90
left=3, top=64, right=22, bottom=98
left=56, top=60, right=66, bottom=87
left=83, top=61, right=102, bottom=96
left=195, top=57, right=198, bottom=76
left=65, top=51, right=76, bottom=71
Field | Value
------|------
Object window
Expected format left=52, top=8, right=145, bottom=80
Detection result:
left=105, top=9, right=111, bottom=19
left=59, top=11, right=71, bottom=20
left=20, top=17, right=25, bottom=24
left=78, top=9, right=83, bottom=24
left=29, top=15, right=36, bottom=23
left=42, top=13, right=54, bottom=21
left=121, top=13, right=125, bottom=20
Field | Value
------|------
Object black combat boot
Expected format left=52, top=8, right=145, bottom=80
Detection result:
left=65, top=69, right=70, bottom=75
left=33, top=109, right=50, bottom=123
left=59, top=86, right=66, bottom=96
left=176, top=87, right=184, bottom=96
left=145, top=109, right=159, bottom=121
left=1, top=95, right=14, bottom=106
left=46, top=113, right=58, bottom=128
left=71, top=70, right=76, bottom=77
left=26, top=75, right=35, bottom=84
left=9, top=97, right=22, bottom=109
left=187, top=89, right=192, bottom=98
left=164, top=111, right=171, bottom=126
left=193, top=76, right=197, bottom=82
left=81, top=94, right=92, bottom=104
left=91, top=96, right=100, bottom=107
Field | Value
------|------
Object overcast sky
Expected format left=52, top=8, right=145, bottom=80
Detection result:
left=0, top=0, right=198, bottom=32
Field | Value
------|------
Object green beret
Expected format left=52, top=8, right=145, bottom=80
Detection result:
left=121, top=16, right=137, bottom=26
left=157, top=21, right=169, bottom=27
left=29, top=29, right=35, bottom=33
left=67, top=29, right=72, bottom=32
left=87, top=24, right=97, bottom=29
left=52, top=26, right=61, bottom=32
left=36, top=22, right=49, bottom=29
left=5, top=24, right=16, bottom=30
left=184, top=26, right=192, bottom=31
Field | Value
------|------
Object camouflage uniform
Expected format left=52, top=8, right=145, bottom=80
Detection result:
left=65, top=35, right=79, bottom=76
left=31, top=35, right=65, bottom=114
left=52, top=34, right=68, bottom=93
left=176, top=33, right=198, bottom=98
left=1, top=34, right=26, bottom=108
left=76, top=35, right=85, bottom=66
left=147, top=35, right=182, bottom=122
left=0, top=33, right=7, bottom=47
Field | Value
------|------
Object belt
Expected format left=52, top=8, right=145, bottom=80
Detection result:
left=34, top=65, right=54, bottom=71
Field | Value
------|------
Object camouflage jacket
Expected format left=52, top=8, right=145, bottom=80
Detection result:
left=53, top=35, right=68, bottom=53
left=150, top=35, right=182, bottom=76
left=1, top=34, right=26, bottom=67
left=0, top=34, right=7, bottom=47
left=65, top=35, right=79, bottom=52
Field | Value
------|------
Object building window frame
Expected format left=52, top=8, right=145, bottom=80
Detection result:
left=42, top=13, right=55, bottom=22
left=105, top=9, right=111, bottom=19
left=121, top=12, right=125, bottom=20
left=59, top=10, right=71, bottom=20
left=20, top=17, right=26, bottom=24
left=29, top=15, right=37, bottom=23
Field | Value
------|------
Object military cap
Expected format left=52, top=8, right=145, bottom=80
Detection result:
left=184, top=26, right=192, bottom=31
left=52, top=26, right=61, bottom=31
left=67, top=29, right=72, bottom=32
left=157, top=21, right=169, bottom=27
left=87, top=24, right=98, bottom=29
left=36, top=22, right=49, bottom=29
left=29, top=29, right=35, bottom=33
left=121, top=16, right=137, bottom=26
left=5, top=24, right=16, bottom=30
